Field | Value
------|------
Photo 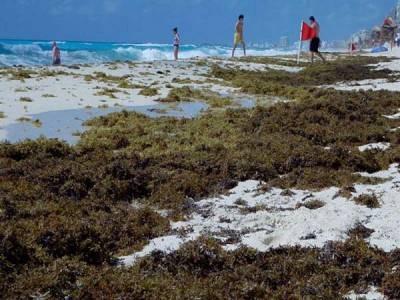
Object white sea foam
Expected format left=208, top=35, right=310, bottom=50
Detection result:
left=0, top=39, right=298, bottom=66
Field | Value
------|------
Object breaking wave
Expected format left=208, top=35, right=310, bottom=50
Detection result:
left=0, top=39, right=296, bottom=66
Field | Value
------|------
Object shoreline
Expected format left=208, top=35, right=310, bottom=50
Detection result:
left=0, top=56, right=299, bottom=143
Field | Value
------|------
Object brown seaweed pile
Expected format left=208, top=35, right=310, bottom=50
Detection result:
left=1, top=56, right=400, bottom=298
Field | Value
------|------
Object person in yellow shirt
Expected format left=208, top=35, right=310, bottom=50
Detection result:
left=232, top=15, right=246, bottom=58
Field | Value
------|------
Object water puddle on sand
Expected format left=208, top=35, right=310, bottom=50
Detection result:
left=239, top=98, right=255, bottom=108
left=3, top=97, right=256, bottom=144
left=3, top=102, right=210, bottom=144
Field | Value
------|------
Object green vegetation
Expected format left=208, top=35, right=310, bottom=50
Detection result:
left=0, top=111, right=5, bottom=118
left=77, top=237, right=398, bottom=299
left=139, top=87, right=159, bottom=96
left=2, top=233, right=398, bottom=298
left=382, top=270, right=400, bottom=299
left=19, top=96, right=33, bottom=102
left=84, top=74, right=93, bottom=82
left=42, top=94, right=56, bottom=98
left=160, top=86, right=201, bottom=102
left=237, top=55, right=311, bottom=67
left=16, top=117, right=42, bottom=127
left=296, top=199, right=325, bottom=210
left=38, top=69, right=70, bottom=77
left=172, top=77, right=204, bottom=84
left=348, top=223, right=375, bottom=240
left=139, top=71, right=154, bottom=76
left=207, top=97, right=234, bottom=108
left=67, top=65, right=80, bottom=70
left=7, top=68, right=37, bottom=81
left=85, top=71, right=140, bottom=90
left=14, top=88, right=29, bottom=92
left=1, top=67, right=72, bottom=80
left=31, top=119, right=42, bottom=128
left=94, top=87, right=122, bottom=99
left=16, top=116, right=32, bottom=122
left=117, top=81, right=144, bottom=89
left=353, top=194, right=381, bottom=208
left=211, top=56, right=394, bottom=101
left=194, top=59, right=208, bottom=67
left=76, top=85, right=400, bottom=204
left=336, top=185, right=356, bottom=199
left=159, top=86, right=235, bottom=108
left=93, top=71, right=124, bottom=82
left=1, top=56, right=400, bottom=298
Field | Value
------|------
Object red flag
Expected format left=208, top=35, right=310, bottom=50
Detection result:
left=301, top=22, right=316, bottom=41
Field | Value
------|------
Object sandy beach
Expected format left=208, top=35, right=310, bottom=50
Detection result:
left=5, top=0, right=400, bottom=297
left=0, top=57, right=303, bottom=142
left=3, top=50, right=400, bottom=298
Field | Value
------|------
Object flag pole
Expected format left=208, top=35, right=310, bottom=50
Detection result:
left=297, top=20, right=303, bottom=64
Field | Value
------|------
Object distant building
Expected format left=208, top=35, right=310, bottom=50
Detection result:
left=390, top=0, right=400, bottom=24
left=278, top=36, right=289, bottom=48
left=350, top=0, right=400, bottom=48
left=248, top=41, right=271, bottom=49
left=329, top=40, right=348, bottom=50
left=351, top=29, right=372, bottom=47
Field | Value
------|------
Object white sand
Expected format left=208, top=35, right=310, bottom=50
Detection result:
left=4, top=53, right=400, bottom=276
left=120, top=163, right=400, bottom=266
left=358, top=142, right=391, bottom=152
left=384, top=111, right=400, bottom=120
left=346, top=286, right=386, bottom=300
left=0, top=58, right=246, bottom=141
left=322, top=48, right=400, bottom=92
left=327, top=78, right=400, bottom=92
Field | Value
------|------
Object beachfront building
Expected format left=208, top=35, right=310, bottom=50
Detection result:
left=349, top=0, right=400, bottom=48
left=278, top=36, right=289, bottom=49
left=351, top=29, right=373, bottom=48
left=390, top=0, right=400, bottom=24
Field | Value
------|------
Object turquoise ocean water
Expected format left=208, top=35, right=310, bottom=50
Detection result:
left=0, top=39, right=296, bottom=66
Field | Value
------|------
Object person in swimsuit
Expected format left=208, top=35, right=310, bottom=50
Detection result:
left=52, top=41, right=61, bottom=65
left=232, top=15, right=246, bottom=58
left=309, top=16, right=326, bottom=63
left=173, top=27, right=180, bottom=61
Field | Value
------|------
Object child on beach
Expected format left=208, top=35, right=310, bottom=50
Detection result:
left=52, top=41, right=61, bottom=65
left=309, top=16, right=326, bottom=63
left=173, top=28, right=180, bottom=60
left=232, top=15, right=246, bottom=58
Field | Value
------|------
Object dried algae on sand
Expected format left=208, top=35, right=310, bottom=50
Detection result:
left=2, top=55, right=400, bottom=299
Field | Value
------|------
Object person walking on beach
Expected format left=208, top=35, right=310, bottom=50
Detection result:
left=232, top=15, right=246, bottom=58
left=309, top=16, right=325, bottom=63
left=173, top=27, right=180, bottom=60
left=52, top=41, right=61, bottom=65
